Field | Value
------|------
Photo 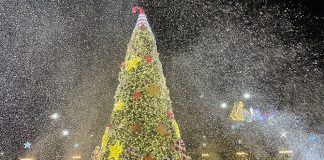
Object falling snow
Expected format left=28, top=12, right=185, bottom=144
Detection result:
left=0, top=0, right=323, bottom=159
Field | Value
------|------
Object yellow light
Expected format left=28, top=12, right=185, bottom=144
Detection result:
left=72, top=155, right=81, bottom=159
left=236, top=151, right=248, bottom=156
left=279, top=150, right=293, bottom=154
left=230, top=101, right=245, bottom=121
left=20, top=158, right=34, bottom=160
left=202, top=153, right=210, bottom=157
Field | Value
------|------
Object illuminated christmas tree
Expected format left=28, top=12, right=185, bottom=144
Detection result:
left=99, top=6, right=187, bottom=160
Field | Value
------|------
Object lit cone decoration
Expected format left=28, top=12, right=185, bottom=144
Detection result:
left=230, top=101, right=245, bottom=121
left=147, top=84, right=161, bottom=96
left=100, top=6, right=186, bottom=160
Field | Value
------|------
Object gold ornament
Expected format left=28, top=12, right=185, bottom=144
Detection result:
left=157, top=123, right=171, bottom=137
left=147, top=84, right=161, bottom=96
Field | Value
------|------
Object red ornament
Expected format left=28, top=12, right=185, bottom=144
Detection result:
left=166, top=111, right=174, bottom=119
left=144, top=54, right=153, bottom=62
left=133, top=91, right=143, bottom=99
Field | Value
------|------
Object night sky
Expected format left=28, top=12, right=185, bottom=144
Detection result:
left=0, top=0, right=323, bottom=159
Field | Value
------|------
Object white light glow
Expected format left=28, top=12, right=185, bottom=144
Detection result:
left=72, top=155, right=81, bottom=159
left=280, top=131, right=288, bottom=138
left=249, top=108, right=254, bottom=115
left=236, top=151, right=248, bottom=156
left=202, top=153, right=209, bottom=157
left=220, top=103, right=227, bottom=108
left=74, top=143, right=80, bottom=148
left=20, top=158, right=33, bottom=160
left=243, top=93, right=251, bottom=99
left=279, top=150, right=293, bottom=154
left=50, top=113, right=59, bottom=120
left=62, top=129, right=69, bottom=136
